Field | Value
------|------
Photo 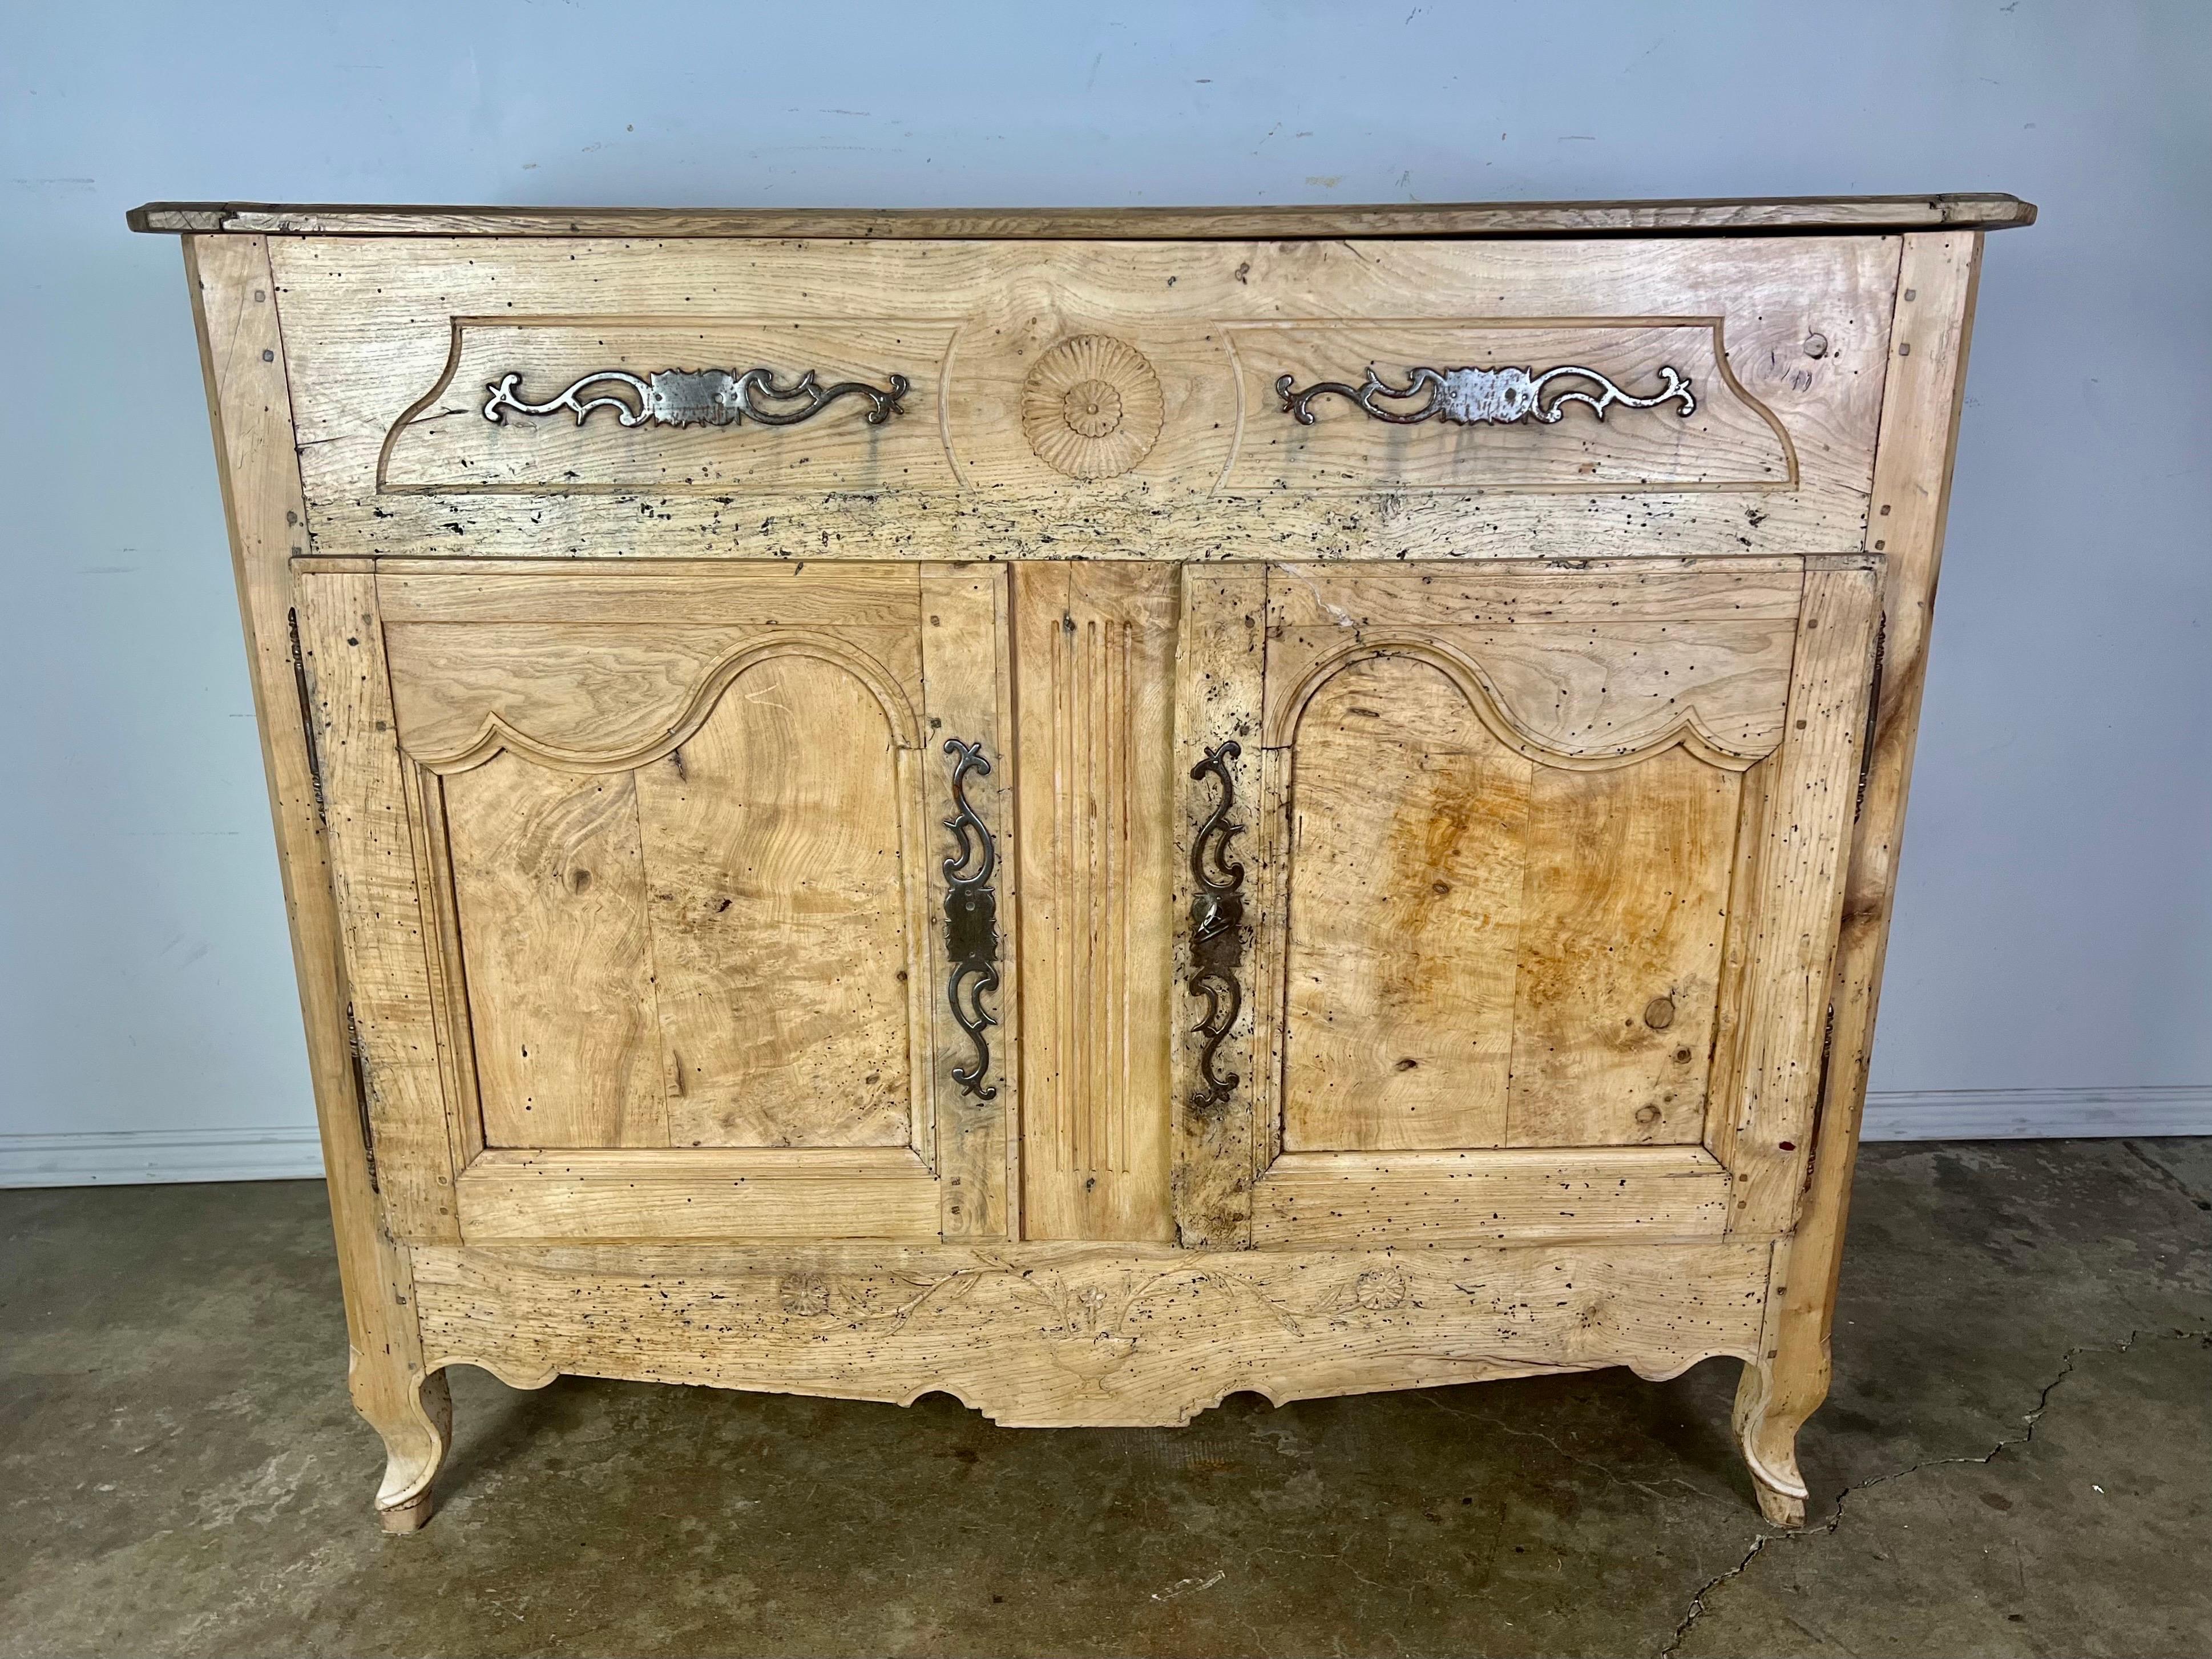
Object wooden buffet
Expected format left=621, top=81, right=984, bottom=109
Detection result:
left=132, top=192, right=2031, bottom=1529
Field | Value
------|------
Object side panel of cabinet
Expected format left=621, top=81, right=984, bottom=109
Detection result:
left=298, top=560, right=1015, bottom=1245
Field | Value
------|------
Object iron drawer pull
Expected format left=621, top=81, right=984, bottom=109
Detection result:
left=482, top=365, right=909, bottom=429
left=1277, top=362, right=1694, bottom=427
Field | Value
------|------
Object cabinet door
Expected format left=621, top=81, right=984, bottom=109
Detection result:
left=1169, top=556, right=1880, bottom=1248
left=296, top=560, right=1014, bottom=1245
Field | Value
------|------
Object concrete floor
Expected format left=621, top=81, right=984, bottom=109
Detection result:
left=2, top=1140, right=2206, bottom=1658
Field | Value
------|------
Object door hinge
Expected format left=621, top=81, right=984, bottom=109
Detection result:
left=286, top=607, right=328, bottom=829
left=344, top=1000, right=380, bottom=1193
left=1854, top=616, right=1887, bottom=824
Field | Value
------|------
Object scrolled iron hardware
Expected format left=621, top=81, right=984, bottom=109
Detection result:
left=1275, top=363, right=1694, bottom=427
left=482, top=365, right=909, bottom=429
left=941, top=738, right=1000, bottom=1101
left=1186, top=740, right=1248, bottom=1115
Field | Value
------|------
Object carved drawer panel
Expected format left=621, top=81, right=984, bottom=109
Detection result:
left=271, top=235, right=1898, bottom=563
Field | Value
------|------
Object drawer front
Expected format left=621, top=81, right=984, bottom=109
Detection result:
left=270, top=235, right=1899, bottom=563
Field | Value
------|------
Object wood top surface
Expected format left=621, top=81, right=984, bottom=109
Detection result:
left=128, top=193, right=2035, bottom=240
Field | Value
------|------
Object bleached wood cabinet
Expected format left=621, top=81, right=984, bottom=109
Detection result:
left=137, top=193, right=2030, bottom=1530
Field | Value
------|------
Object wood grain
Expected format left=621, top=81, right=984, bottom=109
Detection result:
left=377, top=561, right=923, bottom=627
left=1226, top=321, right=1793, bottom=493
left=385, top=623, right=923, bottom=772
left=919, top=564, right=1016, bottom=1240
left=410, top=1237, right=1776, bottom=1427
left=1714, top=557, right=1884, bottom=1236
left=456, top=1149, right=939, bottom=1241
left=1261, top=558, right=1807, bottom=625
left=184, top=235, right=450, bottom=1526
left=1265, top=624, right=1794, bottom=769
left=442, top=759, right=665, bottom=1148
left=267, top=236, right=1899, bottom=563
left=1260, top=561, right=1804, bottom=769
left=635, top=654, right=917, bottom=1149
left=1504, top=753, right=1737, bottom=1147
left=172, top=204, right=2006, bottom=1524
left=131, top=193, right=2036, bottom=239
left=381, top=318, right=960, bottom=494
left=294, top=570, right=462, bottom=1242
left=1279, top=653, right=1531, bottom=1152
left=1733, top=232, right=1987, bottom=1526
left=1168, top=565, right=1269, bottom=1248
left=1250, top=1147, right=1733, bottom=1246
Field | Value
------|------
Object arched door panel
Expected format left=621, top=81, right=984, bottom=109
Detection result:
left=298, top=560, right=1012, bottom=1245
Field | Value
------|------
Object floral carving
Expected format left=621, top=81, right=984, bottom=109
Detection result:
left=1020, top=335, right=1165, bottom=479
left=1353, top=1268, right=1410, bottom=1311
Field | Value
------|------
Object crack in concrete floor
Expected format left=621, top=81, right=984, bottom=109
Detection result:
left=1658, top=1326, right=2212, bottom=1658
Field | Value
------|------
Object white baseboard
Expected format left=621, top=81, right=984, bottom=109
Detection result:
left=0, top=1127, right=326, bottom=1188
left=1859, top=1085, right=2212, bottom=1141
left=1, top=1089, right=2206, bottom=1188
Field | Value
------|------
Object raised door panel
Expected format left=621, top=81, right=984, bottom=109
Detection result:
left=1165, top=556, right=1880, bottom=1249
left=299, top=559, right=1013, bottom=1244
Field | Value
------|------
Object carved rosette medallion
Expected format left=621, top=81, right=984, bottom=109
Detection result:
left=1020, top=335, right=1165, bottom=480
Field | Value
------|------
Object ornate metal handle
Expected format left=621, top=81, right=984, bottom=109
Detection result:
left=941, top=738, right=1000, bottom=1101
left=1186, top=741, right=1247, bottom=1115
left=483, top=366, right=909, bottom=430
left=1276, top=363, right=1694, bottom=427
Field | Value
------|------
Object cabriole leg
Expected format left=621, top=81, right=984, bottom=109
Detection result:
left=1733, top=1348, right=1818, bottom=1528
left=356, top=1357, right=453, bottom=1532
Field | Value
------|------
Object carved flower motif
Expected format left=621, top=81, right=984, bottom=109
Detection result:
left=1353, top=1268, right=1409, bottom=1311
left=777, top=1273, right=832, bottom=1317
left=1020, top=335, right=1165, bottom=480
